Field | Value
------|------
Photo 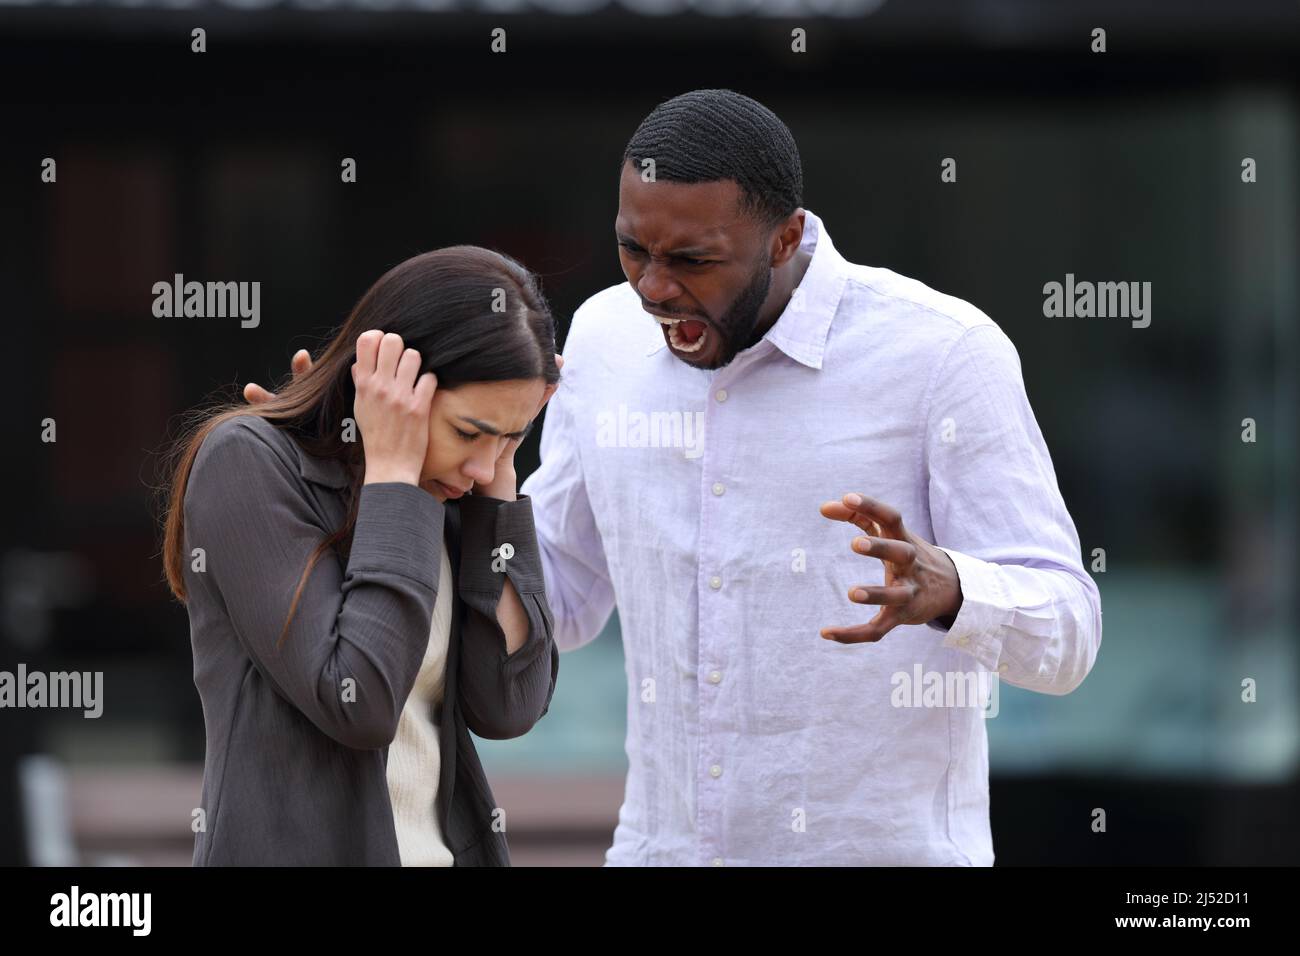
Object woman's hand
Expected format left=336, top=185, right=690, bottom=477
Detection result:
left=352, top=331, right=437, bottom=487
left=472, top=356, right=564, bottom=500
left=246, top=342, right=562, bottom=495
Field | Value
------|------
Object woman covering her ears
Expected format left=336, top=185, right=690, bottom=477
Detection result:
left=159, top=246, right=561, bottom=866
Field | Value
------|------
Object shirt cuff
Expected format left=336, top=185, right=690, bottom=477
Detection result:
left=927, top=546, right=1008, bottom=675
left=456, top=492, right=546, bottom=594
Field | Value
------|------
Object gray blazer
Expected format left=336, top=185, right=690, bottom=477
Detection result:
left=182, top=414, right=559, bottom=865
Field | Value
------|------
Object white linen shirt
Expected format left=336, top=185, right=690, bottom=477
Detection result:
left=520, top=209, right=1102, bottom=866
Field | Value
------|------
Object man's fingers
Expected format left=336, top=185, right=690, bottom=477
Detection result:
left=851, top=536, right=915, bottom=565
left=248, top=349, right=311, bottom=404
left=819, top=501, right=881, bottom=537
left=243, top=382, right=275, bottom=405
left=820, top=624, right=887, bottom=644
left=290, top=349, right=312, bottom=379
left=842, top=493, right=905, bottom=536
left=847, top=584, right=913, bottom=606
left=826, top=583, right=922, bottom=645
left=820, top=610, right=897, bottom=644
left=819, top=494, right=920, bottom=646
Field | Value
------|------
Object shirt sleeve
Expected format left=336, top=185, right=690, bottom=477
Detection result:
left=453, top=492, right=559, bottom=740
left=518, top=354, right=618, bottom=652
left=183, top=417, right=446, bottom=749
left=922, top=323, right=1103, bottom=695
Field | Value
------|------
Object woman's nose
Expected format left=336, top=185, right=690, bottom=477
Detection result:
left=463, top=451, right=496, bottom=485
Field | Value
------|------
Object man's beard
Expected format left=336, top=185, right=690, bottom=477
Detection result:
left=696, top=255, right=773, bottom=371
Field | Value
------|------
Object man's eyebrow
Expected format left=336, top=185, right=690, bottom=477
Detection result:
left=459, top=416, right=533, bottom=440
left=616, top=232, right=720, bottom=259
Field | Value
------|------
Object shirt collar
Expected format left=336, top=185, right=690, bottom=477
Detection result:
left=759, top=208, right=845, bottom=370
left=642, top=208, right=845, bottom=370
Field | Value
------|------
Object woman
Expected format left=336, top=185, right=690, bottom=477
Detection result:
left=159, top=246, right=562, bottom=866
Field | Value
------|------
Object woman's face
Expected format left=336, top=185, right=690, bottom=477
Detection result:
left=418, top=378, right=547, bottom=502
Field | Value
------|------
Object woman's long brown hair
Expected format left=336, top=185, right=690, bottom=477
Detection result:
left=157, top=245, right=560, bottom=649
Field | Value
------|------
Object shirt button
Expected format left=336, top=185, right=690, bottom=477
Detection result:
left=709, top=576, right=722, bottom=590
left=711, top=482, right=725, bottom=496
left=955, top=636, right=970, bottom=646
left=997, top=663, right=1009, bottom=674
left=712, top=857, right=724, bottom=866
left=710, top=765, right=722, bottom=778
left=714, top=389, right=728, bottom=403
left=708, top=670, right=722, bottom=684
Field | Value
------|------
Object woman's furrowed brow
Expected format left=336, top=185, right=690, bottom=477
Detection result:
left=459, top=416, right=533, bottom=440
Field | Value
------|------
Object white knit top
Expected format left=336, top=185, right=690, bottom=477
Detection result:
left=385, top=542, right=456, bottom=867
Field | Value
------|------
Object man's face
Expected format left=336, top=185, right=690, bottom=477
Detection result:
left=615, top=161, right=774, bottom=370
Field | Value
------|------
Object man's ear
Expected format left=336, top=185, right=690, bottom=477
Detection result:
left=769, top=208, right=806, bottom=267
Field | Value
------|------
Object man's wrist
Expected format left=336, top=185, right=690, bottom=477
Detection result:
left=931, top=550, right=964, bottom=626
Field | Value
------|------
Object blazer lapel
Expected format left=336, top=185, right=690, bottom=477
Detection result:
left=434, top=500, right=461, bottom=844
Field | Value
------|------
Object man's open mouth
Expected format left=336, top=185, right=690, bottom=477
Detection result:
left=652, top=314, right=710, bottom=354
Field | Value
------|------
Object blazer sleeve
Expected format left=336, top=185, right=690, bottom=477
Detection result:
left=184, top=417, right=447, bottom=750
left=453, top=492, right=559, bottom=740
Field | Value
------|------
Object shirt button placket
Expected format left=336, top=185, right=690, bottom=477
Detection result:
left=700, top=381, right=732, bottom=865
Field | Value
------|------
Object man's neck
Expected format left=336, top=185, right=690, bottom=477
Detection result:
left=752, top=246, right=814, bottom=342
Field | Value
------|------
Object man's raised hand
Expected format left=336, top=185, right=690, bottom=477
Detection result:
left=243, top=348, right=312, bottom=404
left=818, top=493, right=964, bottom=644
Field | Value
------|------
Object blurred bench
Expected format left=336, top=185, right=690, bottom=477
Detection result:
left=50, top=762, right=622, bottom=866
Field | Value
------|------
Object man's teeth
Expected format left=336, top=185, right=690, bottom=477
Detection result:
left=666, top=319, right=708, bottom=353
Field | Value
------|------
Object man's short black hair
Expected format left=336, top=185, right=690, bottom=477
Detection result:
left=622, top=89, right=803, bottom=229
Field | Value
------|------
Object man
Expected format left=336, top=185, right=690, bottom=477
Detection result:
left=518, top=89, right=1101, bottom=866
left=252, top=89, right=1101, bottom=866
